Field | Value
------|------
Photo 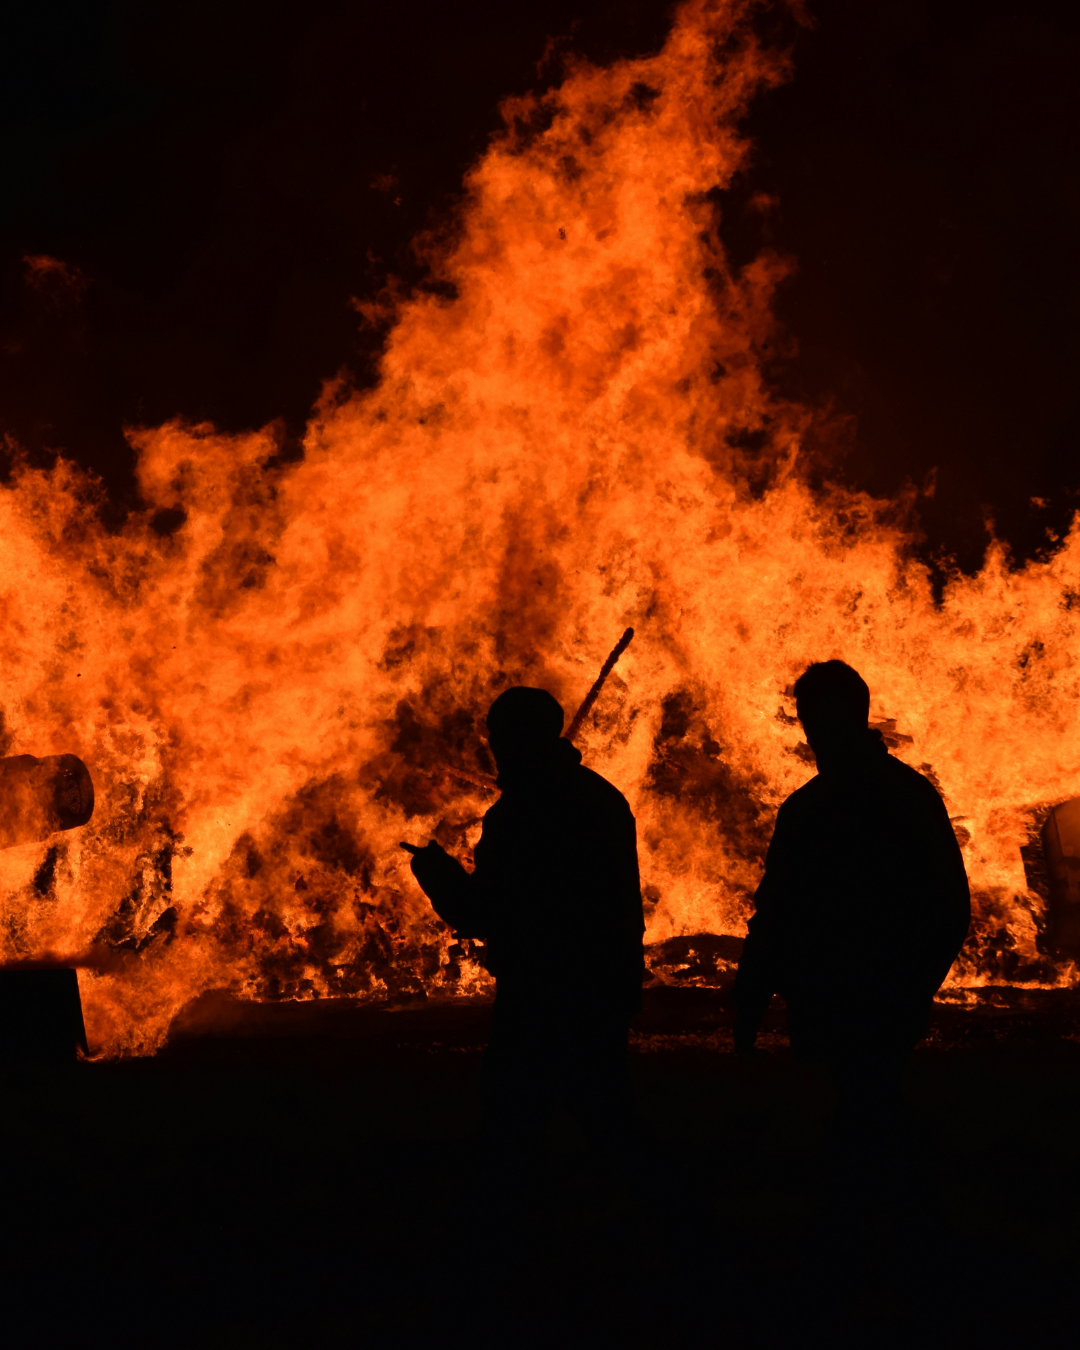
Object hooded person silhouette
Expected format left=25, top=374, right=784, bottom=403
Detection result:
left=734, top=661, right=970, bottom=1115
left=403, top=687, right=644, bottom=1168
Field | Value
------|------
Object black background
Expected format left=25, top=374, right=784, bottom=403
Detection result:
left=2, top=0, right=1077, bottom=572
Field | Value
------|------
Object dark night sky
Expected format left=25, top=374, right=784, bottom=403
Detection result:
left=1, top=0, right=1077, bottom=572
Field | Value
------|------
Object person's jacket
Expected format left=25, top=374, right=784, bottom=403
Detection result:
left=734, top=729, right=970, bottom=1058
left=425, top=738, right=644, bottom=1025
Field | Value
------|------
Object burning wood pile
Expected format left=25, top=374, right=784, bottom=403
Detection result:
left=0, top=0, right=1079, bottom=1056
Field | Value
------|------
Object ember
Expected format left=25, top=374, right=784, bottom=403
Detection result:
left=1, top=0, right=1078, bottom=1056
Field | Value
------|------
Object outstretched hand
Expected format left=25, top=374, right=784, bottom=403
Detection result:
left=399, top=840, right=467, bottom=898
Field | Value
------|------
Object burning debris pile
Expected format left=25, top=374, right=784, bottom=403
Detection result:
left=0, top=0, right=1079, bottom=1055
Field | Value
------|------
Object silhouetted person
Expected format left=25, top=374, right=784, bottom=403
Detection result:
left=734, top=661, right=970, bottom=1120
left=404, top=686, right=644, bottom=1177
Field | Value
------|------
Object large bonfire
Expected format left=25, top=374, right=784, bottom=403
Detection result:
left=1, top=0, right=1077, bottom=1055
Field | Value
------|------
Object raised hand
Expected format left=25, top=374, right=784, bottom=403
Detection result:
left=399, top=840, right=467, bottom=899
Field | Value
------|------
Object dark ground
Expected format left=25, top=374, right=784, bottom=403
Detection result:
left=2, top=985, right=1079, bottom=1348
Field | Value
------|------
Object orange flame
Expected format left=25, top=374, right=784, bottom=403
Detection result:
left=1, top=0, right=1076, bottom=1055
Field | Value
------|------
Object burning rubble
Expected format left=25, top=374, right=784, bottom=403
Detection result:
left=0, top=0, right=1078, bottom=1056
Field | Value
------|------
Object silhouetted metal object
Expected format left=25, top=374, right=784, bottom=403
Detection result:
left=565, top=626, right=635, bottom=742
left=433, top=631, right=636, bottom=790
left=0, top=754, right=94, bottom=850
left=0, top=969, right=88, bottom=1062
left=1042, top=798, right=1080, bottom=951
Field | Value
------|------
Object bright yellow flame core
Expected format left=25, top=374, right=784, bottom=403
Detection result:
left=1, top=0, right=1076, bottom=1054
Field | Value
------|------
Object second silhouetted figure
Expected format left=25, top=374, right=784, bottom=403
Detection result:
left=405, top=686, right=644, bottom=1168
left=734, top=660, right=970, bottom=1112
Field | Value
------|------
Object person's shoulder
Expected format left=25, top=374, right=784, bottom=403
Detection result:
left=575, top=764, right=634, bottom=816
left=883, top=753, right=945, bottom=803
left=480, top=793, right=510, bottom=829
left=764, top=778, right=823, bottom=850
left=780, top=774, right=823, bottom=813
left=767, top=777, right=823, bottom=836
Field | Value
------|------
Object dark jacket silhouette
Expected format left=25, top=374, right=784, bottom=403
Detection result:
left=418, top=734, right=643, bottom=1026
left=428, top=737, right=642, bottom=1022
left=735, top=667, right=970, bottom=1068
left=405, top=686, right=643, bottom=1156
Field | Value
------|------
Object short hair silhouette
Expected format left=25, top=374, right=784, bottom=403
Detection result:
left=794, top=660, right=870, bottom=729
left=486, top=686, right=564, bottom=743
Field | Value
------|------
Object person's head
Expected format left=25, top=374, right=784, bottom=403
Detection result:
left=793, top=660, right=870, bottom=760
left=485, top=686, right=565, bottom=775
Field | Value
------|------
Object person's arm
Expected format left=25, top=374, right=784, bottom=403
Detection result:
left=401, top=842, right=487, bottom=937
left=733, top=806, right=794, bottom=1055
left=617, top=803, right=646, bottom=1016
left=732, top=881, right=779, bottom=1055
left=918, top=790, right=972, bottom=990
